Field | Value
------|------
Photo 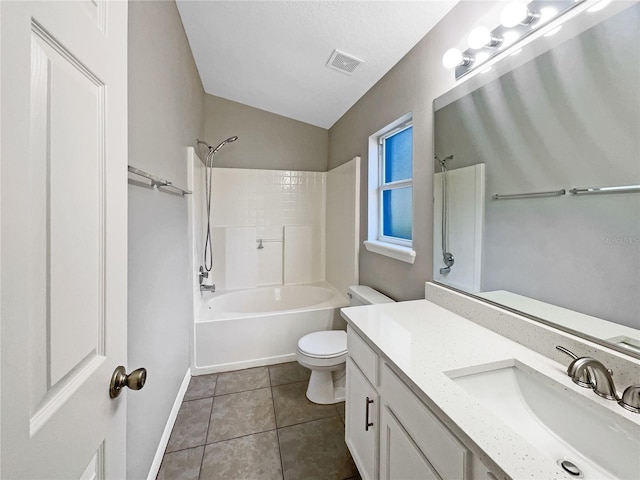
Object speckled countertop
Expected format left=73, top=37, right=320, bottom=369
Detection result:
left=341, top=300, right=640, bottom=480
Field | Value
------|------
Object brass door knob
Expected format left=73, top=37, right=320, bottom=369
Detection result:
left=110, top=365, right=147, bottom=399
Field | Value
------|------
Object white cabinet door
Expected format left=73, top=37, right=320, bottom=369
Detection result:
left=1, top=1, right=128, bottom=478
left=380, top=405, right=441, bottom=480
left=346, top=357, right=378, bottom=480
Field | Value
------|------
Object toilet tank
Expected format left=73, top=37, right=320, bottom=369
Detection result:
left=347, top=285, right=395, bottom=306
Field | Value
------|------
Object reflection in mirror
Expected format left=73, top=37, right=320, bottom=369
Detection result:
left=433, top=2, right=640, bottom=358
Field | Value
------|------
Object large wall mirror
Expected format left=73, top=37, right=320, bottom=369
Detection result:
left=433, top=1, right=639, bottom=359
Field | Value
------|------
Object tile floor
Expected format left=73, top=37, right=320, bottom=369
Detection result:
left=157, top=362, right=360, bottom=480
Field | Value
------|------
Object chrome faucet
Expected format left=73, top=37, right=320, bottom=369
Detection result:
left=555, top=346, right=592, bottom=387
left=557, top=346, right=640, bottom=413
left=567, top=357, right=618, bottom=400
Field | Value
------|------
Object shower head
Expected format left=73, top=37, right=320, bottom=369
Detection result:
left=197, top=136, right=239, bottom=155
left=211, top=136, right=238, bottom=155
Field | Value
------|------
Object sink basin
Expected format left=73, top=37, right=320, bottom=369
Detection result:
left=448, top=361, right=640, bottom=480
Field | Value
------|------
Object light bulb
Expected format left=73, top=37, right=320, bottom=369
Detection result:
left=587, top=0, right=612, bottom=12
left=468, top=26, right=493, bottom=49
left=500, top=1, right=528, bottom=27
left=442, top=48, right=463, bottom=68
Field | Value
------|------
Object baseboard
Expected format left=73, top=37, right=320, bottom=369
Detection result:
left=146, top=368, right=191, bottom=480
left=191, top=353, right=296, bottom=376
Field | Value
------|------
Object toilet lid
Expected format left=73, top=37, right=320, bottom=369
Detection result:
left=298, top=330, right=347, bottom=358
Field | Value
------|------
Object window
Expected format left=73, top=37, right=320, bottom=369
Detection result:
left=379, top=124, right=413, bottom=243
left=365, top=115, right=416, bottom=264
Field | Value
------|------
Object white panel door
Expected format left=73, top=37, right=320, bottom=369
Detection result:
left=1, top=1, right=128, bottom=478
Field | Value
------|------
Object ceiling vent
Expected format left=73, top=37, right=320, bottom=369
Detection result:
left=326, top=49, right=364, bottom=75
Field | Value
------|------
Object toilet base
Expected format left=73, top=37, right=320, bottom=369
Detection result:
left=305, top=365, right=346, bottom=405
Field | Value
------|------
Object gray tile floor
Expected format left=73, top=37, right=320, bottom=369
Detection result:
left=157, top=362, right=360, bottom=480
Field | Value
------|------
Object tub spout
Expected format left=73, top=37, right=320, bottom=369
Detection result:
left=200, top=284, right=216, bottom=292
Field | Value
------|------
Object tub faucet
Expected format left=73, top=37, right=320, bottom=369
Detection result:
left=198, top=266, right=215, bottom=292
left=567, top=357, right=618, bottom=401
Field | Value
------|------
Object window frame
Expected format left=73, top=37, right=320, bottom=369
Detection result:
left=377, top=121, right=413, bottom=247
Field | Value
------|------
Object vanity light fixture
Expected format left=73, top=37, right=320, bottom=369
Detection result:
left=502, top=31, right=521, bottom=46
left=474, top=52, right=490, bottom=65
left=442, top=48, right=473, bottom=69
left=500, top=1, right=538, bottom=27
left=467, top=26, right=502, bottom=49
left=544, top=25, right=563, bottom=37
left=539, top=7, right=559, bottom=23
left=442, top=0, right=587, bottom=80
left=587, top=0, right=612, bottom=12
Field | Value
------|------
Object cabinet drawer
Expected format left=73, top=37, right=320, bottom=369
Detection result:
left=381, top=364, right=469, bottom=480
left=347, top=326, right=379, bottom=386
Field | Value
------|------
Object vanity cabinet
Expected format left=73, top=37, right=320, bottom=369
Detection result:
left=346, top=326, right=496, bottom=480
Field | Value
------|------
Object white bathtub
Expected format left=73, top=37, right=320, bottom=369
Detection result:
left=194, top=283, right=349, bottom=373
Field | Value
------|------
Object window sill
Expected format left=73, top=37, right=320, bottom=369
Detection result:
left=363, top=240, right=416, bottom=264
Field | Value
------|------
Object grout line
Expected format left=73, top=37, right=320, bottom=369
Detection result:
left=269, top=377, right=312, bottom=389
left=182, top=393, right=215, bottom=403
left=213, top=384, right=271, bottom=398
left=276, top=411, right=341, bottom=431
left=162, top=444, right=207, bottom=456
left=270, top=385, right=286, bottom=480
left=197, top=396, right=216, bottom=480
left=204, top=426, right=278, bottom=446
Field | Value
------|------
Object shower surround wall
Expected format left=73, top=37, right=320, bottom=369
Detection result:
left=188, top=155, right=360, bottom=373
left=209, top=168, right=326, bottom=289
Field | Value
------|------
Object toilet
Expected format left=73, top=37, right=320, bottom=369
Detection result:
left=296, top=285, right=395, bottom=404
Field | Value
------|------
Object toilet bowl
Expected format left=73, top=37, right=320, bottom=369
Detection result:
left=296, top=285, right=395, bottom=404
left=296, top=330, right=347, bottom=404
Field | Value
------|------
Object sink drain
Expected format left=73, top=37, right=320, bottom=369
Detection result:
left=559, top=459, right=583, bottom=477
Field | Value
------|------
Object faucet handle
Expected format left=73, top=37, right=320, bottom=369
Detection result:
left=619, top=385, right=640, bottom=413
left=556, top=345, right=578, bottom=360
left=555, top=346, right=593, bottom=388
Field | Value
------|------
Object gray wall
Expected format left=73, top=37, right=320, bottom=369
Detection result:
left=127, top=1, right=204, bottom=479
left=204, top=94, right=328, bottom=171
left=328, top=1, right=495, bottom=301
left=434, top=5, right=640, bottom=328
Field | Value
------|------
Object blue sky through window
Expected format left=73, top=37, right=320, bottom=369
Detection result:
left=382, top=187, right=412, bottom=240
left=384, top=127, right=412, bottom=183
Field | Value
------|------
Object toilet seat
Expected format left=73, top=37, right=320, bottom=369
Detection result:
left=297, top=330, right=347, bottom=359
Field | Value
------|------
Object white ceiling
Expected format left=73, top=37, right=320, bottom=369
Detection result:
left=177, top=1, right=458, bottom=129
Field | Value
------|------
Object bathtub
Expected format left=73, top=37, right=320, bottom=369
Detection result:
left=193, top=282, right=349, bottom=374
